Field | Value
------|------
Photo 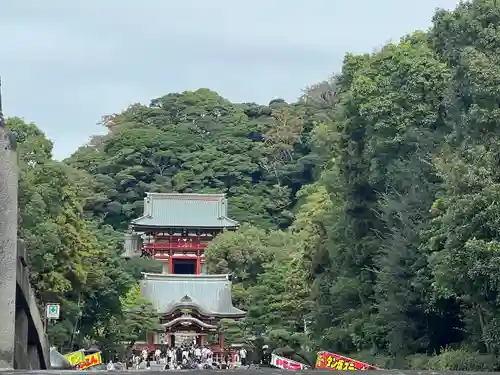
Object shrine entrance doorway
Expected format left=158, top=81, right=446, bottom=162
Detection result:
left=173, top=259, right=196, bottom=274
left=171, top=331, right=200, bottom=347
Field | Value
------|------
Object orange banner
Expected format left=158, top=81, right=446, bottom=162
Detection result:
left=315, top=351, right=377, bottom=371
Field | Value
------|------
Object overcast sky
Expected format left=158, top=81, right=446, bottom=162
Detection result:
left=1, top=0, right=460, bottom=159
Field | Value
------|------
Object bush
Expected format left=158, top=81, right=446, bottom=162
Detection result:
left=347, top=351, right=397, bottom=369
left=405, top=354, right=431, bottom=370
left=346, top=348, right=498, bottom=371
left=425, top=348, right=498, bottom=371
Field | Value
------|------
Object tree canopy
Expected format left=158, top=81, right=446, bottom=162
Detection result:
left=10, top=0, right=500, bottom=370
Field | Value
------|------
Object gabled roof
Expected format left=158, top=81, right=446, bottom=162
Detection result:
left=141, top=273, right=245, bottom=318
left=131, top=193, right=239, bottom=229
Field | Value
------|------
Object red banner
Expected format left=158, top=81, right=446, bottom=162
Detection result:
left=315, top=351, right=377, bottom=371
left=271, top=353, right=308, bottom=370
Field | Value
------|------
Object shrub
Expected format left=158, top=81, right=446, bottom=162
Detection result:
left=425, top=348, right=498, bottom=371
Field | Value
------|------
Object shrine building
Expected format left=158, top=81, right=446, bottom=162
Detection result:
left=122, top=193, right=245, bottom=352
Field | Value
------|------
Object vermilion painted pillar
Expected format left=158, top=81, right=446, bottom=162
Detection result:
left=196, top=257, right=200, bottom=274
left=168, top=255, right=173, bottom=274
left=147, top=332, right=154, bottom=350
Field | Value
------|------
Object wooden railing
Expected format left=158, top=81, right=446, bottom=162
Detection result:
left=143, top=242, right=208, bottom=250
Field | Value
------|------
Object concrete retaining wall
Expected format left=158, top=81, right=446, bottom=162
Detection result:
left=0, top=370, right=498, bottom=374
left=0, top=126, right=19, bottom=369
left=0, top=126, right=49, bottom=369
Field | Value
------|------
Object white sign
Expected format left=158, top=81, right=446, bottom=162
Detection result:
left=46, top=303, right=60, bottom=319
left=271, top=353, right=308, bottom=370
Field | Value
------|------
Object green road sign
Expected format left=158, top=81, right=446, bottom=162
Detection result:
left=46, top=303, right=60, bottom=319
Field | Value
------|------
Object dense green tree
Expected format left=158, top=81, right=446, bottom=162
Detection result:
left=67, top=89, right=313, bottom=230
left=8, top=118, right=137, bottom=353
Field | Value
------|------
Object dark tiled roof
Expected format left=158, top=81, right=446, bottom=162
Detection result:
left=141, top=273, right=245, bottom=317
left=131, top=193, right=239, bottom=228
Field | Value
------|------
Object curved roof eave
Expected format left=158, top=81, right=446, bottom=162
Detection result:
left=224, top=308, right=246, bottom=318
left=159, top=302, right=246, bottom=318
left=163, top=316, right=216, bottom=329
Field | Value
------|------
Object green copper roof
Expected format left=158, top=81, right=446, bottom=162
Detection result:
left=141, top=273, right=245, bottom=317
left=131, top=193, right=239, bottom=228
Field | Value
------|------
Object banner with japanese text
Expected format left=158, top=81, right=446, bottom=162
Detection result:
left=63, top=350, right=85, bottom=367
left=78, top=351, right=103, bottom=370
left=315, top=351, right=377, bottom=371
left=271, top=353, right=309, bottom=370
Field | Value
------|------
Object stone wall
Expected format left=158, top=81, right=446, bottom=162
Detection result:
left=0, top=125, right=19, bottom=369
left=0, top=126, right=49, bottom=369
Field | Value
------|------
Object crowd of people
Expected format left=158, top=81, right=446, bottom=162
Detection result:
left=123, top=344, right=248, bottom=370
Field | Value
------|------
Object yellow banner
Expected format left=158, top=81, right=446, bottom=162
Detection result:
left=78, top=352, right=103, bottom=370
left=63, top=350, right=85, bottom=366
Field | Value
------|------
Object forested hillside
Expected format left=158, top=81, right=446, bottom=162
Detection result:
left=10, top=0, right=500, bottom=370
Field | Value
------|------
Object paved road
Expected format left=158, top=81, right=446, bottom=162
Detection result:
left=3, top=370, right=500, bottom=374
